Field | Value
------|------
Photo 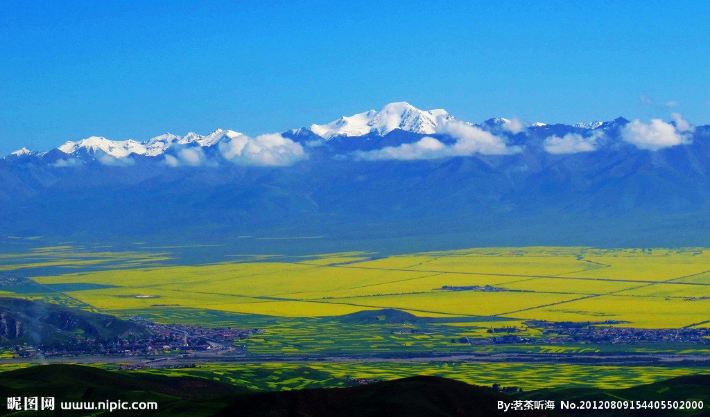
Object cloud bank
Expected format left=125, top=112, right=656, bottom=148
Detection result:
left=543, top=132, right=601, bottom=154
left=98, top=154, right=135, bottom=166
left=501, top=117, right=525, bottom=134
left=671, top=113, right=693, bottom=133
left=160, top=133, right=305, bottom=167
left=621, top=117, right=691, bottom=151
left=355, top=120, right=520, bottom=161
left=165, top=147, right=209, bottom=167
left=219, top=133, right=306, bottom=166
left=52, top=158, right=82, bottom=168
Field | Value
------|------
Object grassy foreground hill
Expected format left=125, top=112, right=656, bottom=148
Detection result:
left=0, top=365, right=707, bottom=416
left=0, top=364, right=241, bottom=416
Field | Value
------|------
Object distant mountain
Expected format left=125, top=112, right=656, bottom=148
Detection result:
left=574, top=120, right=604, bottom=129
left=1, top=103, right=708, bottom=249
left=8, top=147, right=33, bottom=157
left=308, top=101, right=454, bottom=139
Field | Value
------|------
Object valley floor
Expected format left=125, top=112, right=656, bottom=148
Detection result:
left=0, top=244, right=708, bottom=394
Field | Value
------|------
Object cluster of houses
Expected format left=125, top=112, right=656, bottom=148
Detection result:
left=15, top=319, right=262, bottom=358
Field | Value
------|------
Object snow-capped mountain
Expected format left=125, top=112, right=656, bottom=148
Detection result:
left=574, top=121, right=604, bottom=129
left=179, top=129, right=243, bottom=147
left=23, top=102, right=462, bottom=160
left=52, top=129, right=245, bottom=159
left=0, top=103, right=708, bottom=247
left=308, top=102, right=454, bottom=139
left=58, top=136, right=148, bottom=158
left=144, top=129, right=243, bottom=156
left=9, top=147, right=33, bottom=157
left=144, top=134, right=180, bottom=157
left=1, top=103, right=701, bottom=166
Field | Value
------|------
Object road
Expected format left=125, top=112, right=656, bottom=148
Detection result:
left=3, top=351, right=708, bottom=367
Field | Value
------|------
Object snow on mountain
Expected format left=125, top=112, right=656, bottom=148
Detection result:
left=144, top=130, right=242, bottom=156
left=574, top=121, right=604, bottom=129
left=55, top=129, right=246, bottom=158
left=189, top=129, right=243, bottom=147
left=309, top=102, right=454, bottom=139
left=145, top=133, right=181, bottom=156
left=57, top=136, right=147, bottom=158
left=484, top=117, right=512, bottom=126
left=10, top=147, right=33, bottom=156
left=3, top=105, right=682, bottom=161
left=482, top=117, right=526, bottom=133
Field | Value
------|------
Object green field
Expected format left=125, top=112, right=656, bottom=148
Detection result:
left=0, top=361, right=701, bottom=391
left=18, top=246, right=709, bottom=328
left=134, top=361, right=707, bottom=391
left=1, top=245, right=708, bottom=391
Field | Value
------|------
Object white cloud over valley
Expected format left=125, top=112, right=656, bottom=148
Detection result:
left=671, top=113, right=693, bottom=133
left=354, top=120, right=520, bottom=161
left=543, top=132, right=601, bottom=154
left=98, top=154, right=135, bottom=166
left=621, top=117, right=691, bottom=151
left=219, top=133, right=306, bottom=166
left=164, top=147, right=209, bottom=167
left=501, top=117, right=525, bottom=134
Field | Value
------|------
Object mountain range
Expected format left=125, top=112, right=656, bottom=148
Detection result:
left=1, top=102, right=708, bottom=250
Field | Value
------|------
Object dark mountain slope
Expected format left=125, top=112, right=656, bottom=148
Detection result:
left=0, top=364, right=241, bottom=417
left=0, top=365, right=706, bottom=417
left=0, top=297, right=147, bottom=346
left=216, top=375, right=548, bottom=417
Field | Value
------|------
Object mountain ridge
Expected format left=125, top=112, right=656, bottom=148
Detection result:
left=1, top=103, right=708, bottom=248
left=4, top=102, right=700, bottom=163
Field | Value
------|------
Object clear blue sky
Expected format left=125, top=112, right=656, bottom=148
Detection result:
left=1, top=0, right=708, bottom=153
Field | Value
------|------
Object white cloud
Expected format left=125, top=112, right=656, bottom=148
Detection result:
left=164, top=147, right=208, bottom=167
left=501, top=117, right=525, bottom=134
left=543, top=132, right=601, bottom=154
left=98, top=154, right=135, bottom=166
left=671, top=113, right=693, bottom=133
left=52, top=158, right=81, bottom=168
left=354, top=137, right=446, bottom=161
left=354, top=120, right=519, bottom=161
left=442, top=121, right=520, bottom=155
left=164, top=155, right=179, bottom=167
left=305, top=139, right=326, bottom=148
left=219, top=133, right=306, bottom=166
left=621, top=118, right=689, bottom=151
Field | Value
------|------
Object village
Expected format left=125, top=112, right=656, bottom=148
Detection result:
left=14, top=318, right=262, bottom=359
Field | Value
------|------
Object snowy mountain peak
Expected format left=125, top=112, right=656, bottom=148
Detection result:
left=179, top=132, right=202, bottom=144
left=309, top=102, right=454, bottom=139
left=58, top=136, right=147, bottom=158
left=145, top=133, right=181, bottom=156
left=10, top=147, right=33, bottom=156
left=148, top=133, right=179, bottom=143
left=196, top=129, right=243, bottom=147
left=50, top=129, right=249, bottom=159
left=574, top=121, right=604, bottom=129
left=482, top=117, right=526, bottom=133
left=485, top=117, right=512, bottom=125
left=144, top=130, right=243, bottom=156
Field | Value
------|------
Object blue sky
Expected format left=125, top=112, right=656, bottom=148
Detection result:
left=1, top=0, right=709, bottom=153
